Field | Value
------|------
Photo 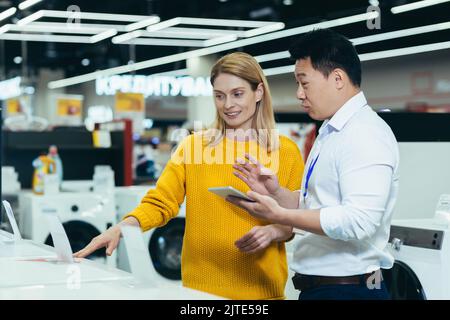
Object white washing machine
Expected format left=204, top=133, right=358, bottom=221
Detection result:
left=0, top=231, right=12, bottom=243
left=1, top=238, right=56, bottom=259
left=0, top=278, right=223, bottom=300
left=383, top=218, right=450, bottom=299
left=0, top=254, right=133, bottom=290
left=18, top=191, right=117, bottom=267
left=114, top=186, right=185, bottom=285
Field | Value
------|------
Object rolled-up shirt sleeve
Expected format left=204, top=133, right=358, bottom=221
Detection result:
left=320, top=127, right=397, bottom=241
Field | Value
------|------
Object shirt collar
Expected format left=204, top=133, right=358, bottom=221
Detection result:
left=320, top=91, right=367, bottom=134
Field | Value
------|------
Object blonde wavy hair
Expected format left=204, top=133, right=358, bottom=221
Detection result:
left=203, top=52, right=278, bottom=151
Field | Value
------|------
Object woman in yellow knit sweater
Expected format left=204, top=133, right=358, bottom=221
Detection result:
left=75, top=52, right=304, bottom=299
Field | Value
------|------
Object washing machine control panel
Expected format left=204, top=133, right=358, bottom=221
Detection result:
left=389, top=225, right=444, bottom=250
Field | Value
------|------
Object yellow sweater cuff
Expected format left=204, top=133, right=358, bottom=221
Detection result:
left=123, top=204, right=163, bottom=231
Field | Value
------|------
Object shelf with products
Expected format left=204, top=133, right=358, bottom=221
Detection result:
left=132, top=119, right=185, bottom=182
left=2, top=121, right=133, bottom=189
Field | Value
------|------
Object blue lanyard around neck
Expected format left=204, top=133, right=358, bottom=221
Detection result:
left=303, top=154, right=320, bottom=199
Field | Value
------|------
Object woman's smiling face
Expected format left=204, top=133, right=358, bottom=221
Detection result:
left=213, top=73, right=263, bottom=131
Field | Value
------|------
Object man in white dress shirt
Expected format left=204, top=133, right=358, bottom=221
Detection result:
left=228, top=28, right=399, bottom=300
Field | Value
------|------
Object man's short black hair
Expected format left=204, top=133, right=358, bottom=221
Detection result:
left=289, top=28, right=361, bottom=87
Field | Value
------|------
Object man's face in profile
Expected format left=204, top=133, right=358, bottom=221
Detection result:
left=294, top=57, right=337, bottom=120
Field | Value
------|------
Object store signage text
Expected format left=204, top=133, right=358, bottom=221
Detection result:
left=96, top=75, right=213, bottom=97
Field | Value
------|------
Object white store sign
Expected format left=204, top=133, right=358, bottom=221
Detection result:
left=96, top=75, right=213, bottom=97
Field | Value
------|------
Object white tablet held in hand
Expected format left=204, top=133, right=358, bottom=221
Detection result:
left=208, top=186, right=255, bottom=202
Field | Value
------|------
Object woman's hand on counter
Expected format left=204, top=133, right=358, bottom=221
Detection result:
left=73, top=216, right=140, bottom=258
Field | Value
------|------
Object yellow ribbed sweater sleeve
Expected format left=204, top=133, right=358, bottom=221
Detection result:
left=123, top=137, right=188, bottom=231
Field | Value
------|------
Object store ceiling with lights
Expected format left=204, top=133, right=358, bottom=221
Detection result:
left=1, top=0, right=450, bottom=84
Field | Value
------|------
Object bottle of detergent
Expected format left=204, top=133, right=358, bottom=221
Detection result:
left=32, top=153, right=56, bottom=195
left=48, top=145, right=63, bottom=186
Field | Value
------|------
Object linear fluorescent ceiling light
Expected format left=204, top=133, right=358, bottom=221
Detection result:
left=391, top=0, right=450, bottom=14
left=113, top=17, right=282, bottom=47
left=18, top=0, right=42, bottom=10
left=112, top=28, right=239, bottom=45
left=2, top=23, right=112, bottom=34
left=146, top=18, right=181, bottom=32
left=114, top=16, right=265, bottom=47
left=0, top=24, right=10, bottom=35
left=139, top=29, right=233, bottom=40
left=352, top=21, right=450, bottom=44
left=146, top=17, right=284, bottom=37
left=263, top=65, right=294, bottom=77
left=255, top=51, right=291, bottom=63
left=179, top=17, right=275, bottom=27
left=254, top=20, right=450, bottom=63
left=0, top=33, right=93, bottom=43
left=112, top=30, right=143, bottom=44
left=243, top=23, right=286, bottom=37
left=120, top=38, right=217, bottom=47
left=125, top=16, right=161, bottom=32
left=4, top=9, right=155, bottom=43
left=118, top=34, right=237, bottom=47
left=0, top=28, right=117, bottom=43
left=358, top=40, right=450, bottom=61
left=112, top=31, right=236, bottom=46
left=16, top=10, right=43, bottom=25
left=121, top=35, right=237, bottom=47
left=0, top=7, right=17, bottom=22
left=29, top=21, right=130, bottom=32
left=18, top=10, right=157, bottom=23
left=90, top=29, right=118, bottom=43
left=47, top=11, right=378, bottom=89
left=16, top=10, right=160, bottom=31
left=262, top=40, right=450, bottom=76
left=162, top=27, right=248, bottom=38
left=204, top=35, right=237, bottom=46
